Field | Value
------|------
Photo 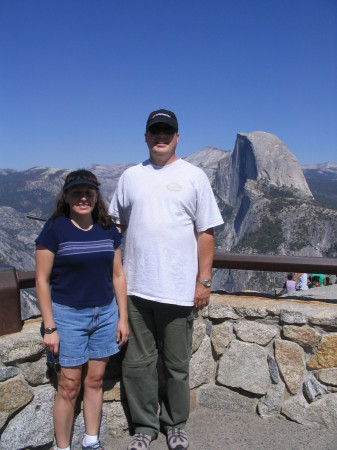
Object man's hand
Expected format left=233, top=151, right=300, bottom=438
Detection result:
left=194, top=281, right=211, bottom=310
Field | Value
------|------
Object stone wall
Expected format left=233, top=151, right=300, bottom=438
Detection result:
left=193, top=291, right=337, bottom=428
left=1, top=291, right=337, bottom=449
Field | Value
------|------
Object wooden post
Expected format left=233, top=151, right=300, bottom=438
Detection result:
left=0, top=266, right=23, bottom=336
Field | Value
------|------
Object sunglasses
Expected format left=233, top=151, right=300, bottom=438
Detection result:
left=67, top=189, right=97, bottom=199
left=148, top=125, right=176, bottom=135
left=54, top=358, right=61, bottom=373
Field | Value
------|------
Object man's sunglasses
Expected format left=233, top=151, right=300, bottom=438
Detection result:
left=147, top=125, right=176, bottom=135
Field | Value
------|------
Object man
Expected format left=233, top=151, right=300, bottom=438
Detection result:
left=293, top=272, right=308, bottom=291
left=109, top=109, right=223, bottom=450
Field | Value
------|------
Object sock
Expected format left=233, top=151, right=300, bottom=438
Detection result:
left=83, top=434, right=99, bottom=446
left=57, top=447, right=70, bottom=450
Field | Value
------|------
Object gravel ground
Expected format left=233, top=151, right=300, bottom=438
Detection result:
left=105, top=406, right=337, bottom=450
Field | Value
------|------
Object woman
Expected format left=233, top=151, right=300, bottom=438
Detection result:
left=286, top=273, right=296, bottom=293
left=35, top=169, right=128, bottom=450
left=276, top=273, right=296, bottom=297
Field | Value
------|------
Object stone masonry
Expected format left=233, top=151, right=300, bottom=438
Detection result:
left=1, top=292, right=337, bottom=449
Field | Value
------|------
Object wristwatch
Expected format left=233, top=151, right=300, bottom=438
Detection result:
left=45, top=327, right=57, bottom=334
left=198, top=279, right=212, bottom=288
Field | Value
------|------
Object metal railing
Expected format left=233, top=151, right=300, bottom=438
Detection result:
left=14, top=253, right=337, bottom=288
left=1, top=253, right=336, bottom=336
left=212, top=252, right=337, bottom=274
left=17, top=270, right=36, bottom=289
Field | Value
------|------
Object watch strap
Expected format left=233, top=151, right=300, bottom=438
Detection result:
left=44, top=327, right=58, bottom=334
left=198, top=279, right=212, bottom=288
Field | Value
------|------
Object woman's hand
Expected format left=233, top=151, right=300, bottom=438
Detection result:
left=116, top=319, right=129, bottom=348
left=112, top=248, right=129, bottom=348
left=43, top=330, right=59, bottom=356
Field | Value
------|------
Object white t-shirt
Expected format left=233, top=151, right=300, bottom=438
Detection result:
left=297, top=273, right=308, bottom=290
left=109, top=158, right=224, bottom=306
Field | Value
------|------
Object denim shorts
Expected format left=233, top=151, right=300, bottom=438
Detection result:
left=48, top=300, right=120, bottom=367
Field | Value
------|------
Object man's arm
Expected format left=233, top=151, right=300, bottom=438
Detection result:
left=293, top=273, right=303, bottom=281
left=115, top=224, right=127, bottom=234
left=109, top=178, right=128, bottom=234
left=194, top=228, right=214, bottom=310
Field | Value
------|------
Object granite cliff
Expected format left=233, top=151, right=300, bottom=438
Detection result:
left=186, top=132, right=337, bottom=292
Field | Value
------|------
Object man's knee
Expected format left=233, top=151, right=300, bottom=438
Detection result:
left=122, top=353, right=158, bottom=372
left=163, top=360, right=190, bottom=381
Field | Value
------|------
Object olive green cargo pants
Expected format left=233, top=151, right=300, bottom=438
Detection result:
left=122, top=295, right=194, bottom=438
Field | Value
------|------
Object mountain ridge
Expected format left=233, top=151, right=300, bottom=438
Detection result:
left=1, top=131, right=337, bottom=315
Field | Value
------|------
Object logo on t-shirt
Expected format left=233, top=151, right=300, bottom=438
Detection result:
left=166, top=183, right=182, bottom=192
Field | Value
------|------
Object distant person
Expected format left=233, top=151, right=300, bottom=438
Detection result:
left=294, top=273, right=309, bottom=291
left=35, top=170, right=129, bottom=450
left=311, top=276, right=321, bottom=288
left=276, top=273, right=296, bottom=297
left=312, top=273, right=326, bottom=287
left=286, top=273, right=296, bottom=292
left=109, top=109, right=224, bottom=450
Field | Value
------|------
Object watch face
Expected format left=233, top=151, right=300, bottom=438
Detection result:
left=199, top=279, right=211, bottom=288
left=45, top=327, right=56, bottom=334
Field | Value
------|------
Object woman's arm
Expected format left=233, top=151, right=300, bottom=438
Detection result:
left=112, top=247, right=129, bottom=347
left=35, top=244, right=59, bottom=355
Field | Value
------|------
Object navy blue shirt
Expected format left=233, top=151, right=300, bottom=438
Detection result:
left=36, top=216, right=121, bottom=308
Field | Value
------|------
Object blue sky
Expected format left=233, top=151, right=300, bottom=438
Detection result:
left=1, top=0, right=336, bottom=170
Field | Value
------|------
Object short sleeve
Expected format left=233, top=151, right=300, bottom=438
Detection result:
left=109, top=173, right=128, bottom=226
left=194, top=169, right=224, bottom=232
left=35, top=219, right=59, bottom=254
left=111, top=225, right=122, bottom=250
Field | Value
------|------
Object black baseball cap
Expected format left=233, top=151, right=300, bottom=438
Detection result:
left=146, top=109, right=178, bottom=131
